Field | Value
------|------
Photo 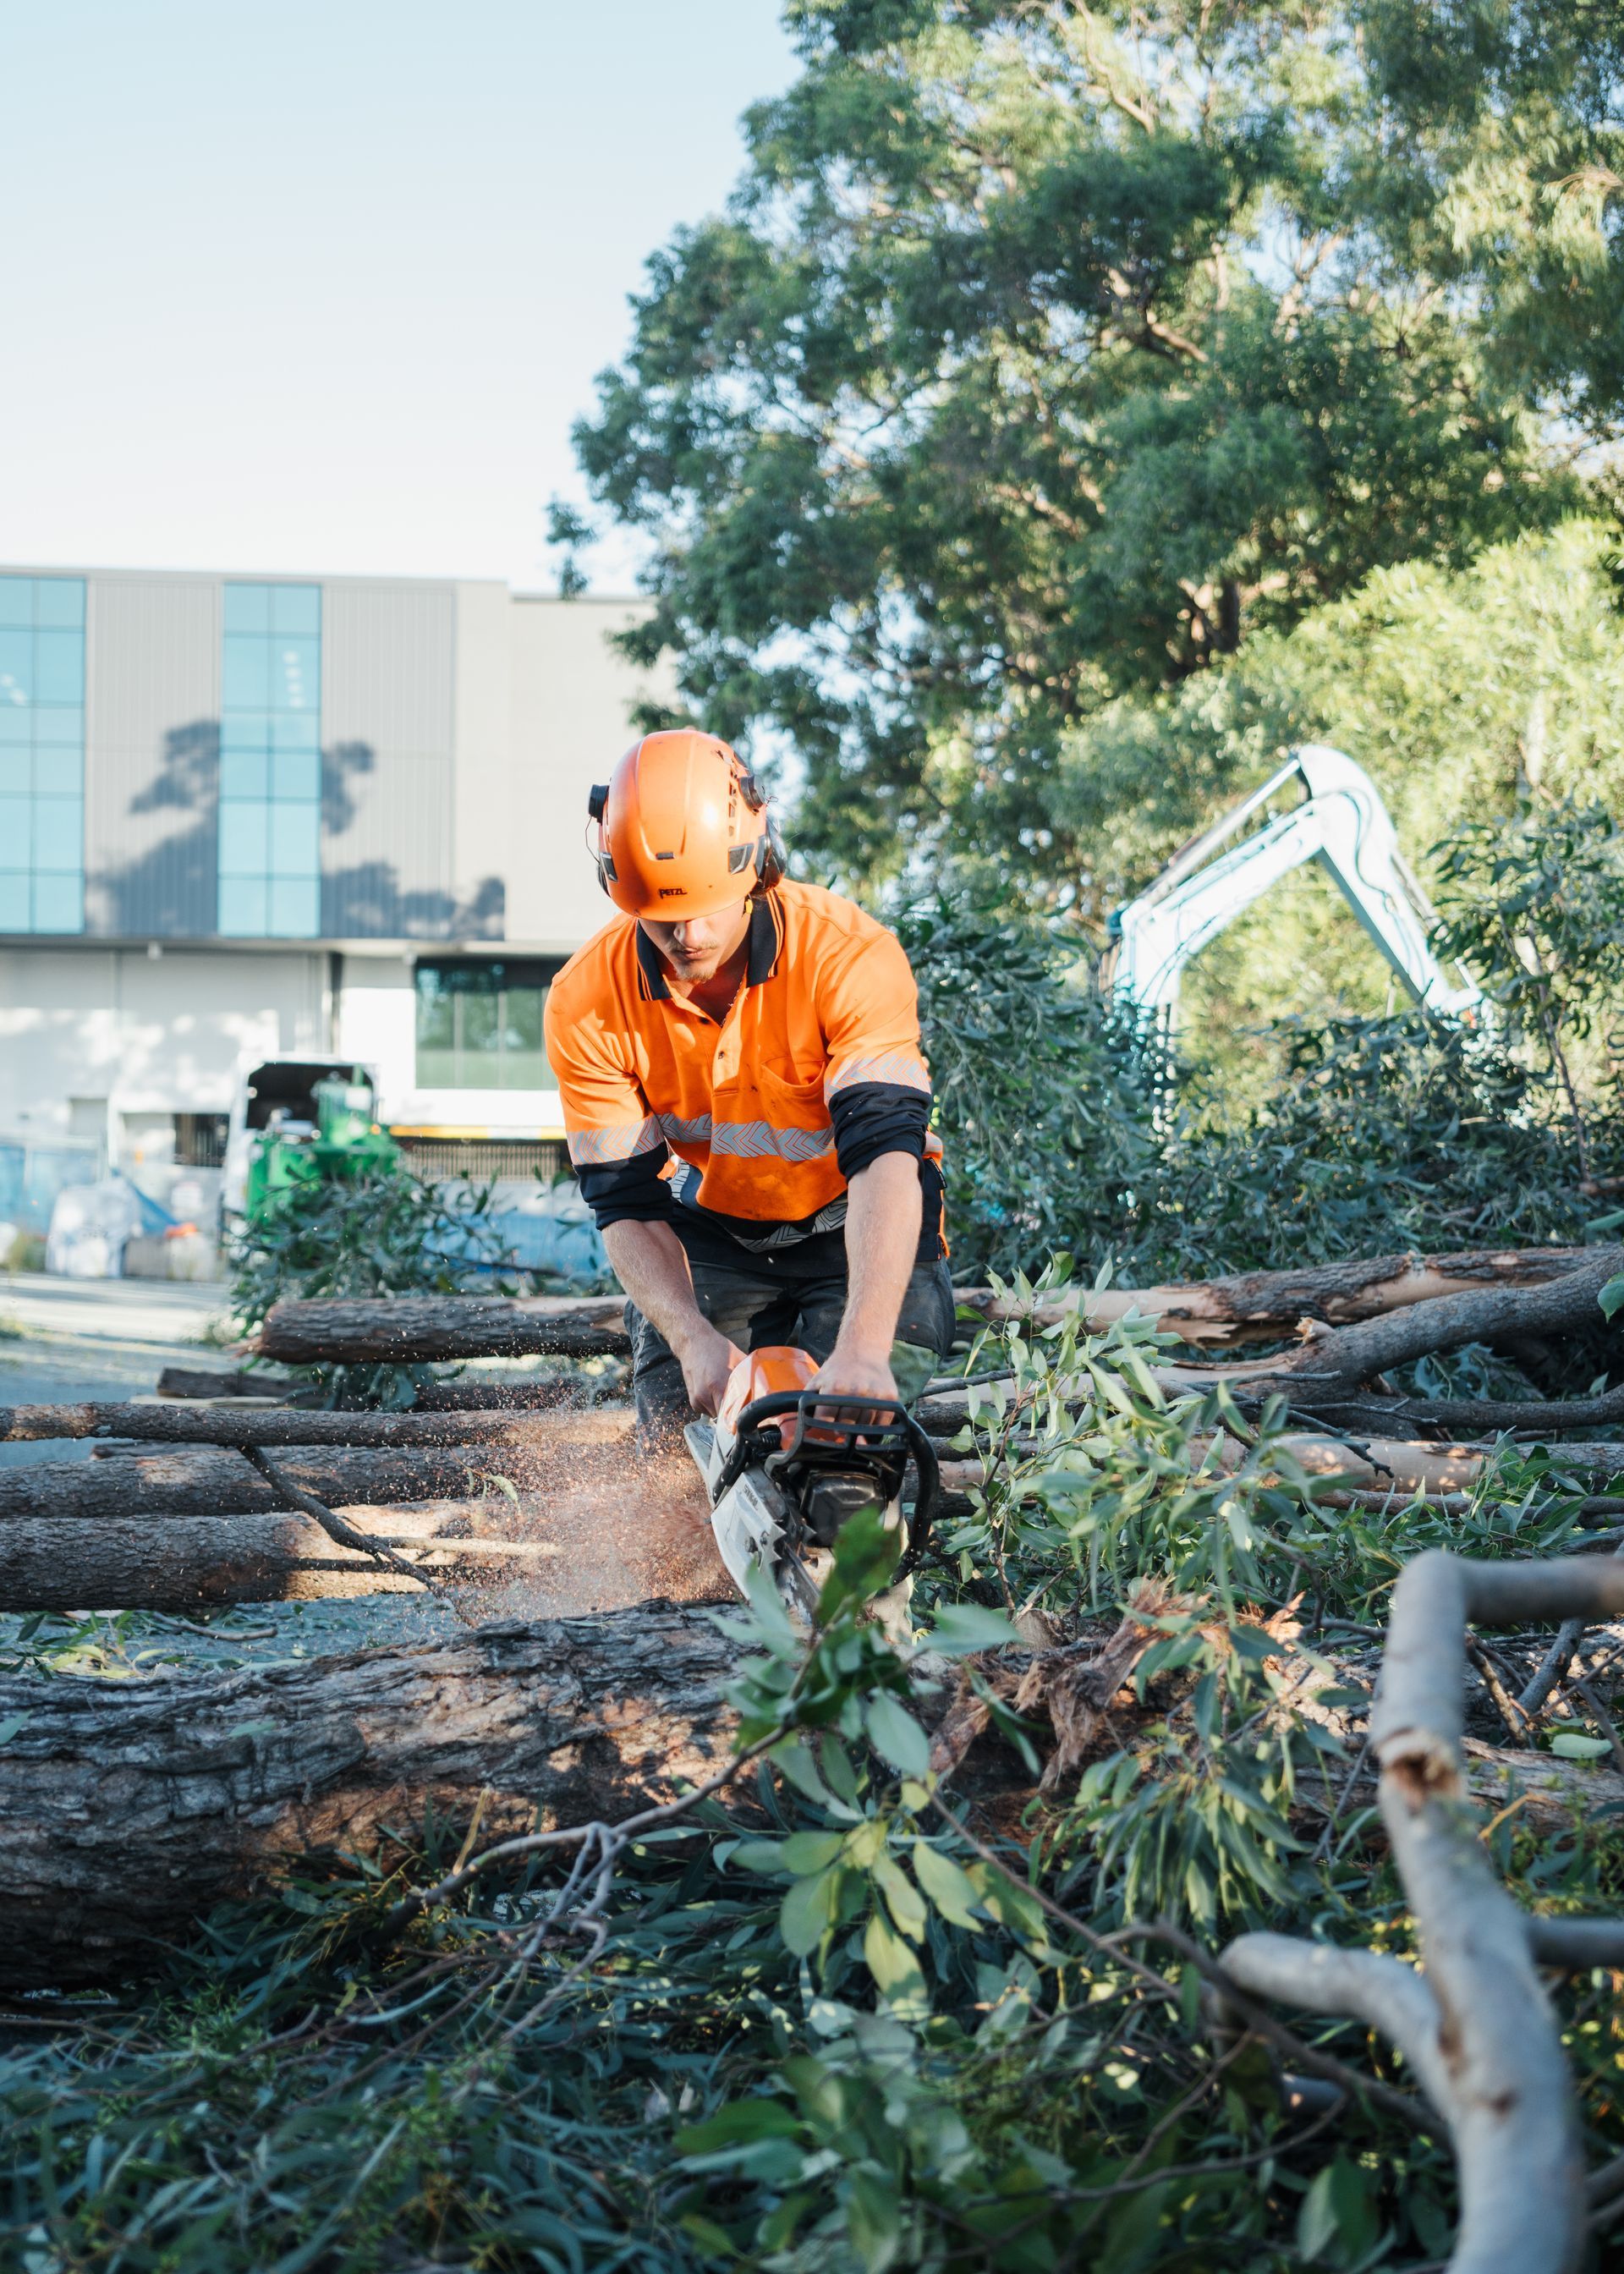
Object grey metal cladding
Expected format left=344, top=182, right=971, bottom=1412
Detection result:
left=84, top=574, right=221, bottom=939
left=320, top=580, right=458, bottom=938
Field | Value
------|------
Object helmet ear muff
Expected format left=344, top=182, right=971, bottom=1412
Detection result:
left=586, top=784, right=614, bottom=896
left=734, top=763, right=785, bottom=894
left=756, top=812, right=787, bottom=893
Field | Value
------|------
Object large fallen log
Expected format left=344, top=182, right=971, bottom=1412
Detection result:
left=245, top=1250, right=1605, bottom=1366
left=5, top=1596, right=1620, bottom=1996
left=0, top=1446, right=518, bottom=1522
left=255, top=1294, right=628, bottom=1365
left=0, top=1603, right=739, bottom=1989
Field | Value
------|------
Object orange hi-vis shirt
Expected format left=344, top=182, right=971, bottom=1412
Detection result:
left=544, top=881, right=941, bottom=1256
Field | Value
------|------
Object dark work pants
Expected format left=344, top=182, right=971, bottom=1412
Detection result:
left=625, top=1251, right=957, bottom=1438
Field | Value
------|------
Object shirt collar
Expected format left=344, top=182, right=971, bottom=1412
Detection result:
left=634, top=894, right=783, bottom=1004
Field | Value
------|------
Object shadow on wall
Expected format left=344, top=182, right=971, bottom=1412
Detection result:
left=321, top=739, right=505, bottom=938
left=96, top=721, right=221, bottom=937
left=92, top=728, right=506, bottom=942
left=322, top=865, right=506, bottom=939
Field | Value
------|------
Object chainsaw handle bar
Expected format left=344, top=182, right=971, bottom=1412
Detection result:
left=729, top=1390, right=941, bottom=1579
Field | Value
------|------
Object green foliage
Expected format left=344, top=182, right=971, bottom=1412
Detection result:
left=1355, top=0, right=1624, bottom=431
left=572, top=0, right=1570, bottom=889
left=1160, top=1008, right=1601, bottom=1276
left=909, top=788, right=1624, bottom=1282
left=1049, top=515, right=1624, bottom=933
left=228, top=1156, right=513, bottom=1409
left=902, top=896, right=1167, bottom=1282
left=1434, top=795, right=1624, bottom=1174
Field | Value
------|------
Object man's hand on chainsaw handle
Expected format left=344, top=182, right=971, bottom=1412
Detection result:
left=676, top=1319, right=747, bottom=1417
left=807, top=1151, right=921, bottom=1414
left=601, top=1218, right=743, bottom=1417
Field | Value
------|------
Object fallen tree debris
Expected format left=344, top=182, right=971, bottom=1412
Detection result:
left=1223, top=1549, right=1624, bottom=2274
left=0, top=1503, right=563, bottom=1612
left=244, top=1247, right=1611, bottom=1368
left=961, top=1245, right=1609, bottom=1345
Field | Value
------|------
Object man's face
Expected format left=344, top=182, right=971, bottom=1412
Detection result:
left=639, top=898, right=753, bottom=986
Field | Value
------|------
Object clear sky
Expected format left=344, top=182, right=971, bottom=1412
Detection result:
left=2, top=1, right=798, bottom=592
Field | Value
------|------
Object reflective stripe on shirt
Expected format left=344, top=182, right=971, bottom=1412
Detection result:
left=824, top=1050, right=931, bottom=1099
left=567, top=1116, right=662, bottom=1165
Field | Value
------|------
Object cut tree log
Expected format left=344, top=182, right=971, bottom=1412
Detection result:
left=0, top=1403, right=635, bottom=1449
left=0, top=1446, right=523, bottom=1522
left=156, top=1365, right=305, bottom=1402
left=936, top=1431, right=1510, bottom=1503
left=255, top=1293, right=628, bottom=1364
left=0, top=1503, right=570, bottom=1612
left=0, top=1602, right=740, bottom=1989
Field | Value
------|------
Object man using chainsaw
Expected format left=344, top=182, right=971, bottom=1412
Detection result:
left=544, top=728, right=954, bottom=1447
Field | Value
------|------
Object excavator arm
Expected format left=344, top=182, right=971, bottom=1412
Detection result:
left=1106, top=745, right=1479, bottom=1023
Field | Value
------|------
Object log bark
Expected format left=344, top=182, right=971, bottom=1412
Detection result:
left=0, top=1447, right=520, bottom=1522
left=1268, top=1381, right=1624, bottom=1440
left=0, top=1504, right=576, bottom=1612
left=5, top=1588, right=1620, bottom=1996
left=255, top=1294, right=628, bottom=1364
left=0, top=1603, right=740, bottom=1990
left=156, top=1365, right=305, bottom=1402
left=963, top=1246, right=1607, bottom=1347
left=1264, top=1252, right=1624, bottom=1422
left=0, top=1403, right=635, bottom=1450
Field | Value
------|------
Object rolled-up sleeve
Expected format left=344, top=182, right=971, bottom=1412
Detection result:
left=819, top=929, right=934, bottom=1182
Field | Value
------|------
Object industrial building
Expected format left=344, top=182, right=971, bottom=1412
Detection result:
left=0, top=565, right=668, bottom=1225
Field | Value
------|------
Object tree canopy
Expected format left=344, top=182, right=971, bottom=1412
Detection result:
left=567, top=0, right=1616, bottom=891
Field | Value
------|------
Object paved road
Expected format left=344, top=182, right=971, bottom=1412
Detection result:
left=0, top=1272, right=238, bottom=1468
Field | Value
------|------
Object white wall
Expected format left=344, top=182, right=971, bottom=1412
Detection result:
left=0, top=946, right=327, bottom=1135
left=503, top=596, right=675, bottom=952
left=332, top=952, right=415, bottom=1108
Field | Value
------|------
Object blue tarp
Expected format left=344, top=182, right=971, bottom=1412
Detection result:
left=0, top=1141, right=101, bottom=1236
left=427, top=1181, right=609, bottom=1289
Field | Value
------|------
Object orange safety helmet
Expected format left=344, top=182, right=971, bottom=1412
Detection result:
left=586, top=729, right=784, bottom=918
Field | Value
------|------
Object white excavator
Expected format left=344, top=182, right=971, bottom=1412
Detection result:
left=1105, top=744, right=1480, bottom=1024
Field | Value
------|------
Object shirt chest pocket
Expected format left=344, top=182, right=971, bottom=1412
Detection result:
left=719, top=1062, right=833, bottom=1162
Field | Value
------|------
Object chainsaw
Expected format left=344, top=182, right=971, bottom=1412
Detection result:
left=685, top=1346, right=941, bottom=1624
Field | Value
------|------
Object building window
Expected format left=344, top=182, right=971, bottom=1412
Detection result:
left=175, top=1112, right=229, bottom=1168
left=0, top=575, right=85, bottom=934
left=217, top=582, right=321, bottom=938
left=414, top=958, right=562, bottom=1089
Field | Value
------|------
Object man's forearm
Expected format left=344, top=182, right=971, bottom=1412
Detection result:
left=835, top=1151, right=922, bottom=1365
left=601, top=1218, right=708, bottom=1354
